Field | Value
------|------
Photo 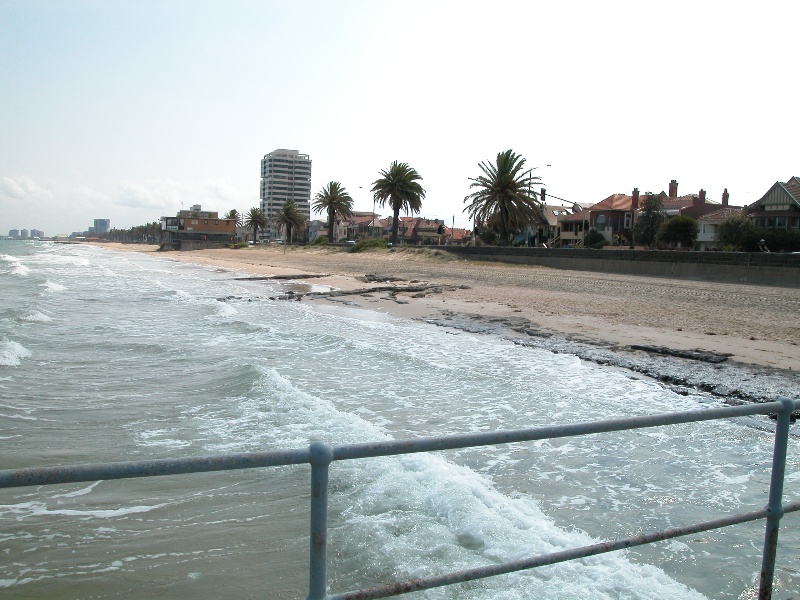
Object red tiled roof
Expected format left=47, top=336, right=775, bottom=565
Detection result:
left=698, top=207, right=744, bottom=221
left=449, top=228, right=470, bottom=241
left=661, top=194, right=705, bottom=210
left=783, top=177, right=800, bottom=202
left=589, top=194, right=637, bottom=211
left=562, top=210, right=587, bottom=222
left=541, top=205, right=570, bottom=226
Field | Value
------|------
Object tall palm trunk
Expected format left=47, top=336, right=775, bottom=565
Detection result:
left=391, top=205, right=401, bottom=245
left=327, top=208, right=335, bottom=242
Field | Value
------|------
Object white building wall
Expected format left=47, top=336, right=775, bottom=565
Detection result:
left=260, top=149, right=312, bottom=240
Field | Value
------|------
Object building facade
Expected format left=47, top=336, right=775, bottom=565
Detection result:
left=746, top=176, right=800, bottom=231
left=160, top=205, right=237, bottom=249
left=94, top=219, right=111, bottom=235
left=260, top=149, right=312, bottom=240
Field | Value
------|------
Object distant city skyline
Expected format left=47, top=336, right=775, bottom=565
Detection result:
left=2, top=1, right=797, bottom=236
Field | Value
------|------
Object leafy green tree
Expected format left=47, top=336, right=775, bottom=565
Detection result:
left=632, top=193, right=666, bottom=247
left=244, top=207, right=267, bottom=243
left=371, top=161, right=426, bottom=245
left=715, top=215, right=758, bottom=251
left=271, top=199, right=307, bottom=244
left=312, top=182, right=354, bottom=242
left=463, top=149, right=544, bottom=246
left=657, top=215, right=698, bottom=248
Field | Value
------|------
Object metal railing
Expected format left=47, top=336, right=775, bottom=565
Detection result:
left=1, top=398, right=798, bottom=600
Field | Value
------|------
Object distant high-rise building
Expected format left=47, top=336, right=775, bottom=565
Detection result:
left=30, top=229, right=44, bottom=238
left=260, top=149, right=311, bottom=240
left=20, top=229, right=29, bottom=239
left=9, top=229, right=20, bottom=239
left=94, top=219, right=111, bottom=235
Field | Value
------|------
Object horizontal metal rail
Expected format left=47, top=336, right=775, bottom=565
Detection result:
left=1, top=398, right=798, bottom=600
left=327, top=502, right=800, bottom=600
left=1, top=400, right=792, bottom=488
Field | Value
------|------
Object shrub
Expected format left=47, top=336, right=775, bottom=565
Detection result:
left=657, top=216, right=698, bottom=248
left=716, top=215, right=758, bottom=251
left=310, top=235, right=329, bottom=246
left=584, top=229, right=606, bottom=249
left=349, top=238, right=388, bottom=252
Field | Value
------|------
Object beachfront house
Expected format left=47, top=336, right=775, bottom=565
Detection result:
left=696, top=207, right=744, bottom=251
left=446, top=227, right=472, bottom=245
left=345, top=212, right=378, bottom=241
left=587, top=190, right=639, bottom=244
left=398, top=218, right=446, bottom=245
left=745, top=176, right=800, bottom=231
left=557, top=209, right=589, bottom=247
left=160, top=205, right=237, bottom=250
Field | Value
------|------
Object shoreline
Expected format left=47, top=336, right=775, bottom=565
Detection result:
left=94, top=242, right=800, bottom=405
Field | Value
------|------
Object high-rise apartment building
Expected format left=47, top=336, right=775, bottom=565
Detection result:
left=94, top=219, right=111, bottom=235
left=260, top=149, right=311, bottom=240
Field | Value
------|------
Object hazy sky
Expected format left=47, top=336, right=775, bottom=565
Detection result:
left=2, top=0, right=798, bottom=236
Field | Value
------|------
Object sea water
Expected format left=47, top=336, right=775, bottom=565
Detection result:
left=0, top=240, right=797, bottom=599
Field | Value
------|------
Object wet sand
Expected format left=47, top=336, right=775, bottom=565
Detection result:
left=96, top=242, right=799, bottom=373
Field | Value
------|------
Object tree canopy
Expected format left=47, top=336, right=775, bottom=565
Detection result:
left=244, top=207, right=267, bottom=243
left=715, top=215, right=758, bottom=251
left=224, top=209, right=242, bottom=227
left=463, top=150, right=544, bottom=246
left=632, top=193, right=666, bottom=247
left=657, top=215, right=698, bottom=248
left=312, top=181, right=353, bottom=243
left=371, top=161, right=425, bottom=245
left=271, top=199, right=307, bottom=244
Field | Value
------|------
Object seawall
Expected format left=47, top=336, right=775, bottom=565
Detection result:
left=436, top=247, right=800, bottom=288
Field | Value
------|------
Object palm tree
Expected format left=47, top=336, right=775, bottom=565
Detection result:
left=224, top=209, right=242, bottom=241
left=371, top=161, right=426, bottom=245
left=312, top=182, right=354, bottom=242
left=224, top=209, right=242, bottom=226
left=244, top=207, right=267, bottom=243
left=464, top=149, right=545, bottom=246
left=271, top=199, right=307, bottom=244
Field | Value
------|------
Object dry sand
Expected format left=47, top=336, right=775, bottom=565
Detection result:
left=96, top=243, right=799, bottom=371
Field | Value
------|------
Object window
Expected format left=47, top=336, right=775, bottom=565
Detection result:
left=595, top=215, right=607, bottom=229
left=624, top=212, right=632, bottom=229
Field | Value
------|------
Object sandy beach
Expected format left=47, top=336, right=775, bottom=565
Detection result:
left=96, top=243, right=799, bottom=374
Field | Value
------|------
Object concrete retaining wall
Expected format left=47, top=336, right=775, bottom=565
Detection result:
left=436, top=247, right=800, bottom=288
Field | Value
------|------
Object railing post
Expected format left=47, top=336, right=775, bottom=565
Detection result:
left=758, top=398, right=794, bottom=600
left=307, top=442, right=334, bottom=600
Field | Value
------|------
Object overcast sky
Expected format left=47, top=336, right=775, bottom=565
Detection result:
left=2, top=0, right=798, bottom=236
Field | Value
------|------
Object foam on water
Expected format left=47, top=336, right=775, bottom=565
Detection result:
left=0, top=339, right=31, bottom=366
left=0, top=241, right=796, bottom=598
left=1, top=499, right=170, bottom=519
left=41, top=280, right=65, bottom=292
left=185, top=366, right=706, bottom=599
left=20, top=311, right=52, bottom=322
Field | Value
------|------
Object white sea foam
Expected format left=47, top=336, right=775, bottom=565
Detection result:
left=11, top=263, right=30, bottom=276
left=52, top=482, right=101, bottom=499
left=0, top=339, right=31, bottom=366
left=21, top=311, right=52, bottom=323
left=189, top=366, right=707, bottom=599
left=1, top=500, right=169, bottom=519
left=41, top=280, right=65, bottom=292
left=2, top=242, right=794, bottom=599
